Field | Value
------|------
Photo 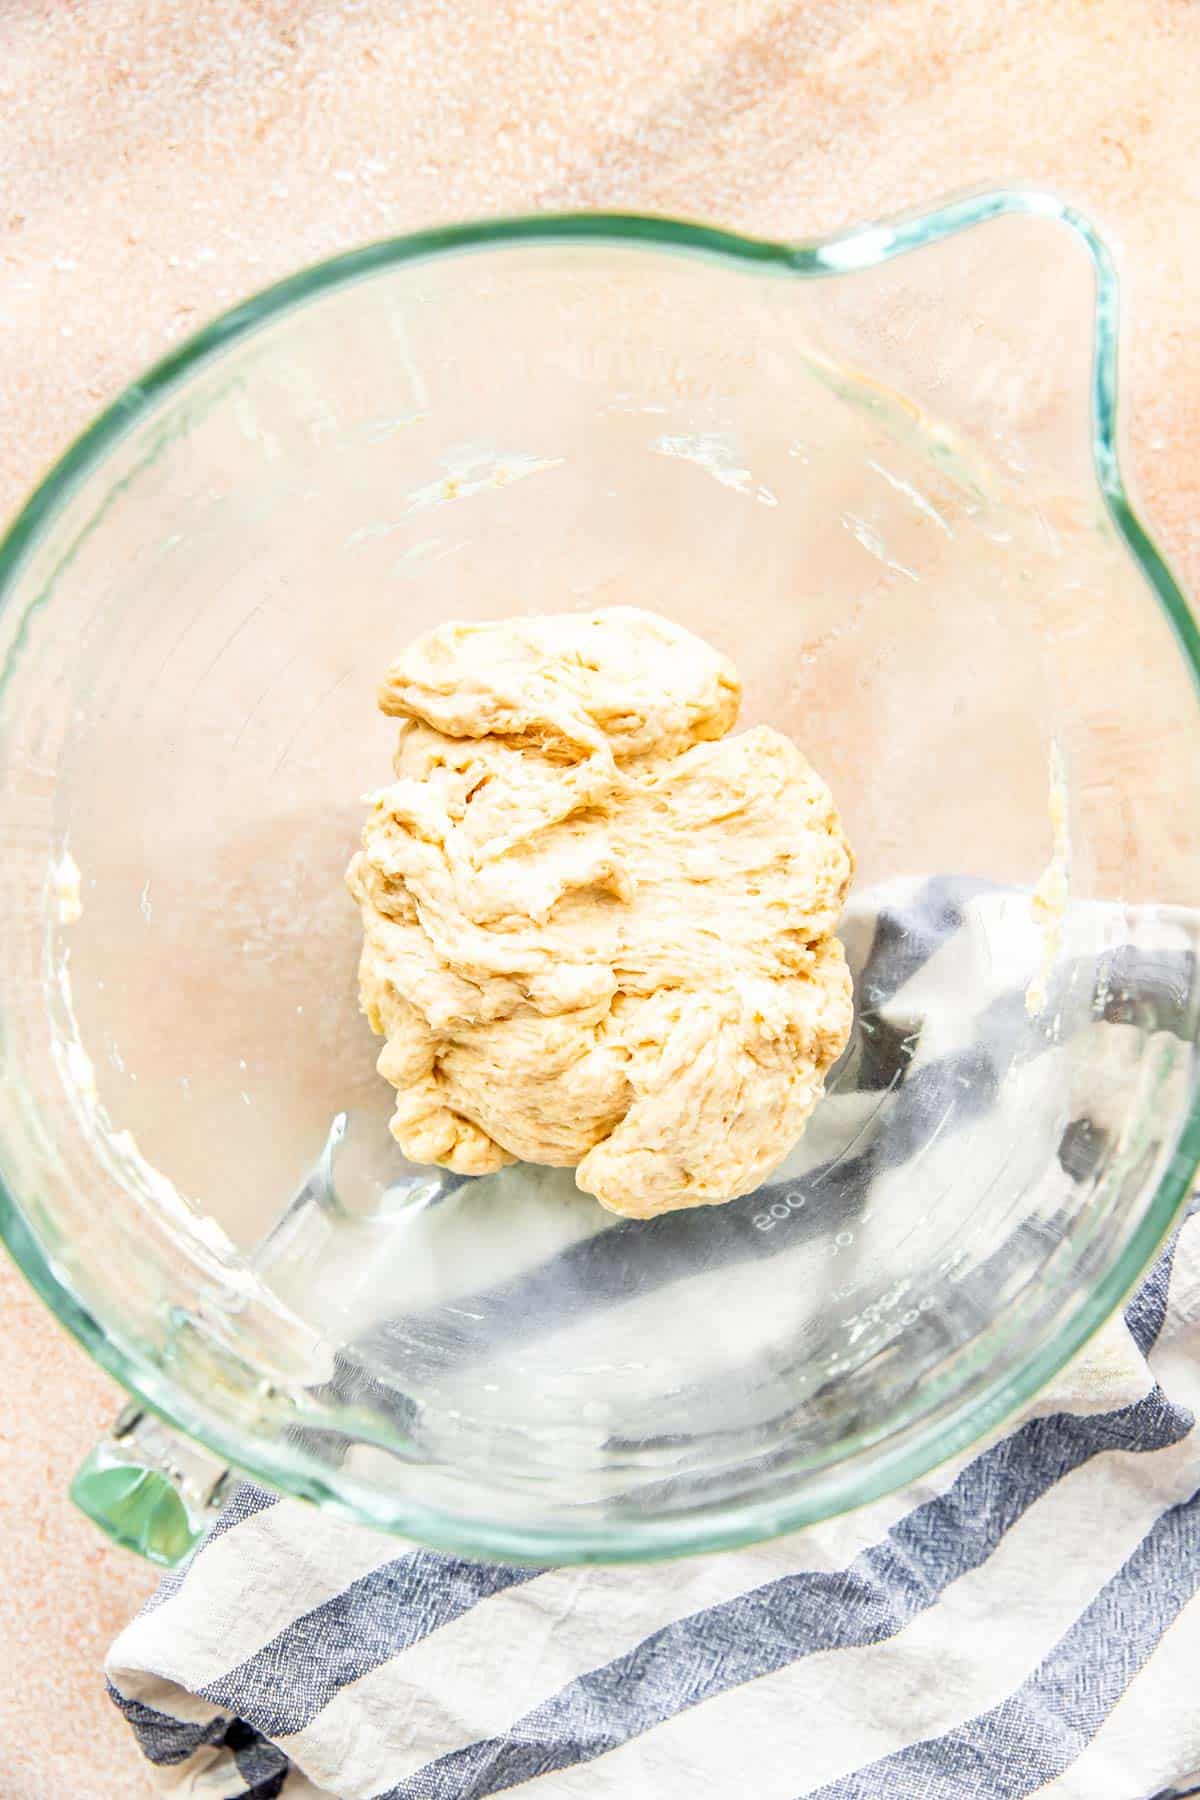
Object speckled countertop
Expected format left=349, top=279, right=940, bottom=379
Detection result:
left=1, top=3, right=1199, bottom=1795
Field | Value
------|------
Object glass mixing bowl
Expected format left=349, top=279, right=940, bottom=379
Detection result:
left=2, top=191, right=1199, bottom=1566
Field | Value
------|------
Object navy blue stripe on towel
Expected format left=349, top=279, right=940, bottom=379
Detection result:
left=808, top=1483, right=1200, bottom=1800
left=198, top=1551, right=538, bottom=1740
left=370, top=1385, right=1194, bottom=1800
left=106, top=1688, right=231, bottom=1767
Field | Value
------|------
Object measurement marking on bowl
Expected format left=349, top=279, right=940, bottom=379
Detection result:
left=270, top=669, right=355, bottom=774
left=810, top=1067, right=904, bottom=1188
left=898, top=1098, right=958, bottom=1184
left=188, top=599, right=270, bottom=700
left=229, top=646, right=307, bottom=751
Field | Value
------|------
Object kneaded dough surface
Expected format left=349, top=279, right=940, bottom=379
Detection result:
left=347, top=607, right=853, bottom=1218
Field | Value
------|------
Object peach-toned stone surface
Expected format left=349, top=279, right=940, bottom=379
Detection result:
left=1, top=2, right=1199, bottom=1795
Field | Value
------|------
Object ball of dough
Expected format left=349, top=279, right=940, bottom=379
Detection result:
left=347, top=607, right=853, bottom=1219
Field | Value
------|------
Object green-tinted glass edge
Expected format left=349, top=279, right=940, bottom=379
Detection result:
left=1, top=188, right=1198, bottom=1564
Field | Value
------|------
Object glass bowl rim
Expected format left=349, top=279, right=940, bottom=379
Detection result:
left=2, top=186, right=1198, bottom=1563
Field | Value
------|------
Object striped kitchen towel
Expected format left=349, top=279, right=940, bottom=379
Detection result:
left=107, top=881, right=1200, bottom=1799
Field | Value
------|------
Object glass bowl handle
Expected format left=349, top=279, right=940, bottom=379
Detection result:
left=71, top=1403, right=233, bottom=1566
